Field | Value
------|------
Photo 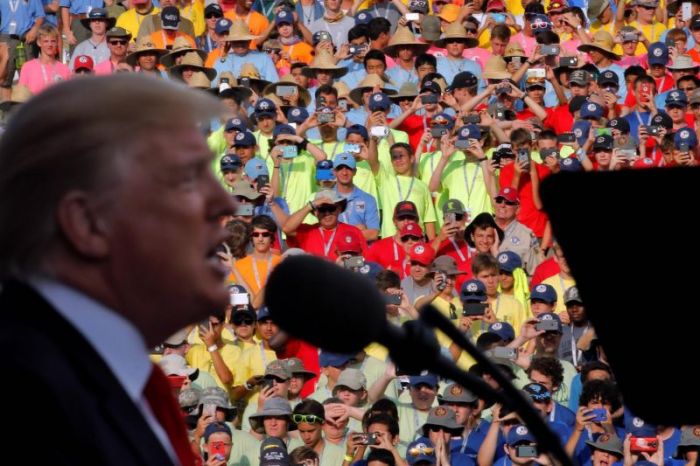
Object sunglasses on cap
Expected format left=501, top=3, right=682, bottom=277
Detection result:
left=252, top=231, right=273, bottom=238
left=232, top=316, right=255, bottom=326
left=495, top=197, right=518, bottom=206
left=291, top=413, right=324, bottom=424
left=408, top=445, right=435, bottom=456
left=401, top=235, right=422, bottom=242
left=316, top=204, right=338, bottom=214
left=109, top=39, right=128, bottom=45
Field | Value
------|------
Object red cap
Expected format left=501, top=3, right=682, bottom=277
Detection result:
left=73, top=55, right=94, bottom=71
left=632, top=157, right=656, bottom=169
left=337, top=232, right=362, bottom=253
left=132, top=0, right=149, bottom=4
left=486, top=0, right=506, bottom=11
left=393, top=201, right=419, bottom=219
left=496, top=187, right=519, bottom=203
left=409, top=243, right=435, bottom=266
left=399, top=221, right=424, bottom=238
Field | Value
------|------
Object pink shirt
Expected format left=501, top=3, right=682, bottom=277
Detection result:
left=560, top=39, right=581, bottom=56
left=94, top=59, right=118, bottom=75
left=427, top=44, right=448, bottom=58
left=617, top=55, right=646, bottom=67
left=463, top=47, right=491, bottom=70
left=512, top=32, right=538, bottom=57
left=18, top=59, right=71, bottom=95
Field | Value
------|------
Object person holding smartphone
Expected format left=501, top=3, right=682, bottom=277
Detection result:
left=186, top=313, right=240, bottom=391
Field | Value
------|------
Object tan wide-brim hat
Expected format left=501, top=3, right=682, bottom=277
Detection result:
left=0, top=84, right=32, bottom=112
left=434, top=21, right=478, bottom=49
left=482, top=56, right=511, bottom=80
left=160, top=36, right=207, bottom=68
left=223, top=19, right=258, bottom=42
left=217, top=71, right=253, bottom=101
left=262, top=74, right=311, bottom=107
left=169, top=51, right=217, bottom=81
left=384, top=26, right=431, bottom=58
left=301, top=50, right=348, bottom=79
left=125, top=37, right=167, bottom=68
left=348, top=73, right=398, bottom=106
left=504, top=42, right=526, bottom=59
left=390, top=82, right=420, bottom=102
left=188, top=71, right=217, bottom=91
left=333, top=81, right=358, bottom=108
left=667, top=54, right=700, bottom=70
left=578, top=30, right=620, bottom=60
left=239, top=63, right=271, bottom=91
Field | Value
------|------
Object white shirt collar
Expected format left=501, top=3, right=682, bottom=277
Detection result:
left=29, top=277, right=152, bottom=402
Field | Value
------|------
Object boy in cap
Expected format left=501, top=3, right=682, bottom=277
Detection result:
left=431, top=199, right=473, bottom=285
left=333, top=152, right=380, bottom=241
left=495, top=251, right=528, bottom=310
left=315, top=159, right=336, bottom=189
left=673, top=126, right=699, bottom=164
left=202, top=422, right=234, bottom=465
left=402, top=242, right=437, bottom=306
left=416, top=111, right=456, bottom=187
left=215, top=20, right=279, bottom=82
left=495, top=424, right=542, bottom=466
left=528, top=283, right=558, bottom=317
left=244, top=159, right=291, bottom=230
left=70, top=9, right=113, bottom=70
left=420, top=406, right=473, bottom=466
left=286, top=357, right=316, bottom=405
left=523, top=375, right=575, bottom=432
left=308, top=351, right=355, bottom=402
left=559, top=286, right=593, bottom=368
left=365, top=202, right=422, bottom=277
left=220, top=154, right=243, bottom=189
left=231, top=307, right=259, bottom=351
left=250, top=398, right=302, bottom=446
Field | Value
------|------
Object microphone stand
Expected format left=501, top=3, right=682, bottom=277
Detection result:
left=412, top=305, right=572, bottom=466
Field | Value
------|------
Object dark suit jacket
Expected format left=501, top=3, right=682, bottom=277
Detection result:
left=0, top=281, right=176, bottom=466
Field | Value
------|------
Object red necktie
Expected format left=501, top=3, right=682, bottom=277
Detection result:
left=143, top=364, right=198, bottom=466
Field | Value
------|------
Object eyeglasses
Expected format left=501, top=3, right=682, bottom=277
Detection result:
left=639, top=4, right=656, bottom=9
left=291, top=414, right=324, bottom=424
left=265, top=375, right=287, bottom=384
left=408, top=446, right=435, bottom=456
left=495, top=197, right=518, bottom=206
left=316, top=204, right=338, bottom=214
left=233, top=317, right=254, bottom=326
left=252, top=231, right=273, bottom=238
left=465, top=28, right=478, bottom=33
left=401, top=235, right=422, bottom=242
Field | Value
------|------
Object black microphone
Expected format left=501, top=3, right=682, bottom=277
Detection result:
left=265, top=255, right=387, bottom=353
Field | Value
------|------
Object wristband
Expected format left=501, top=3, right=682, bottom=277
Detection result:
left=207, top=344, right=218, bottom=353
left=344, top=455, right=354, bottom=462
left=308, top=201, right=316, bottom=211
left=273, top=165, right=280, bottom=169
left=299, top=138, right=309, bottom=150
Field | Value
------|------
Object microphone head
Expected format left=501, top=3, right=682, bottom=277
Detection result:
left=265, top=255, right=387, bottom=353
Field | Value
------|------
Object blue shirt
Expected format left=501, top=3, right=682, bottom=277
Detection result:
left=336, top=186, right=379, bottom=230
left=550, top=402, right=576, bottom=428
left=337, top=58, right=365, bottom=75
left=450, top=419, right=505, bottom=461
left=568, top=374, right=583, bottom=412
left=386, top=65, right=420, bottom=88
left=623, top=110, right=653, bottom=144
left=597, top=63, right=627, bottom=103
left=295, top=0, right=324, bottom=28
left=1, top=0, right=45, bottom=36
left=212, top=51, right=279, bottom=85
left=42, top=0, right=58, bottom=26
left=58, top=0, right=103, bottom=15
left=436, top=56, right=482, bottom=90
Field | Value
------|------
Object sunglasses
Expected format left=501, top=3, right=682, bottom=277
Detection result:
left=316, top=204, right=338, bottom=214
left=680, top=86, right=697, bottom=92
left=206, top=13, right=223, bottom=18
left=401, top=235, right=422, bottom=242
left=233, top=317, right=254, bottom=326
left=445, top=39, right=464, bottom=44
left=465, top=27, right=478, bottom=33
left=495, top=197, right=518, bottom=206
left=265, top=375, right=287, bottom=383
left=252, top=231, right=272, bottom=238
left=292, top=413, right=324, bottom=424
left=408, top=446, right=435, bottom=456
left=109, top=39, right=128, bottom=46
left=639, top=4, right=656, bottom=9
left=396, top=215, right=418, bottom=221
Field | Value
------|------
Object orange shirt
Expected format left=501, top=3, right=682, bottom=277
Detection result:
left=149, top=30, right=196, bottom=50
left=223, top=9, right=269, bottom=50
left=232, top=253, right=282, bottom=295
left=205, top=47, right=223, bottom=68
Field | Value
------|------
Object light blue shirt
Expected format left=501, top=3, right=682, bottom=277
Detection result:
left=212, top=51, right=280, bottom=85
left=386, top=65, right=420, bottom=88
left=598, top=63, right=627, bottom=103
left=337, top=58, right=364, bottom=75
left=336, top=186, right=380, bottom=230
left=69, top=37, right=110, bottom=69
left=42, top=0, right=58, bottom=26
left=58, top=0, right=103, bottom=15
left=1, top=0, right=45, bottom=36
left=309, top=15, right=355, bottom=49
left=345, top=104, right=401, bottom=126
left=436, top=56, right=482, bottom=90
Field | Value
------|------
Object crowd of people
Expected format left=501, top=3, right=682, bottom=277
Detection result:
left=1, top=0, right=699, bottom=464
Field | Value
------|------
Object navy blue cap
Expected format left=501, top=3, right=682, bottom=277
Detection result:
left=244, top=158, right=269, bottom=178
left=607, top=117, right=630, bottom=134
left=530, top=283, right=557, bottom=303
left=560, top=156, right=583, bottom=172
left=523, top=382, right=552, bottom=401
left=487, top=321, right=515, bottom=341
left=580, top=101, right=604, bottom=120
left=355, top=9, right=374, bottom=24
left=460, top=279, right=487, bottom=303
left=254, top=98, right=277, bottom=117
left=675, top=127, right=698, bottom=148
left=356, top=261, right=384, bottom=281
left=225, top=117, right=247, bottom=132
left=572, top=120, right=591, bottom=146
left=598, top=70, right=619, bottom=87
left=347, top=124, right=369, bottom=140
left=233, top=131, right=256, bottom=147
left=422, top=80, right=443, bottom=94
left=273, top=123, right=297, bottom=139
left=592, top=134, right=614, bottom=151
left=333, top=153, right=357, bottom=170
left=220, top=154, right=242, bottom=171
left=257, top=306, right=273, bottom=321
left=496, top=251, right=522, bottom=272
left=624, top=410, right=658, bottom=437
left=275, top=8, right=293, bottom=25
left=448, top=71, right=478, bottom=91
left=537, top=312, right=563, bottom=332
left=409, top=373, right=439, bottom=387
left=666, top=89, right=688, bottom=107
left=507, top=425, right=536, bottom=445
left=407, top=438, right=436, bottom=466
left=318, top=351, right=354, bottom=367
left=432, top=112, right=456, bottom=129
left=368, top=92, right=392, bottom=112
left=204, top=422, right=232, bottom=441
left=287, top=106, right=309, bottom=124
left=651, top=111, right=673, bottom=129
left=215, top=18, right=232, bottom=35
left=647, top=42, right=669, bottom=66
left=316, top=159, right=335, bottom=181
left=312, top=30, right=333, bottom=45
left=458, top=124, right=481, bottom=140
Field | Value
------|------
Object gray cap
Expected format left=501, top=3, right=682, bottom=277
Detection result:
left=313, top=189, right=346, bottom=206
left=430, top=255, right=465, bottom=276
left=442, top=199, right=466, bottom=215
left=159, top=353, right=197, bottom=377
left=286, top=357, right=316, bottom=379
left=333, top=368, right=367, bottom=392
left=690, top=88, right=700, bottom=105
left=439, top=383, right=478, bottom=404
left=564, top=286, right=582, bottom=305
left=178, top=387, right=202, bottom=408
left=200, top=386, right=234, bottom=409
left=265, top=359, right=292, bottom=380
left=674, top=426, right=700, bottom=458
left=250, top=397, right=296, bottom=433
left=585, top=433, right=624, bottom=456
left=421, top=15, right=442, bottom=42
left=569, top=70, right=591, bottom=86
left=422, top=406, right=463, bottom=432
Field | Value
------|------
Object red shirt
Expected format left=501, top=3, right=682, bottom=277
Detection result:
left=498, top=162, right=550, bottom=238
left=294, top=223, right=367, bottom=261
left=435, top=238, right=473, bottom=290
left=278, top=338, right=319, bottom=398
left=543, top=104, right=574, bottom=135
left=365, top=236, right=409, bottom=278
left=396, top=114, right=428, bottom=153
left=531, top=256, right=560, bottom=285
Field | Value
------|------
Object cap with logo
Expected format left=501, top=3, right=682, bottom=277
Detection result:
left=355, top=9, right=374, bottom=25
left=448, top=71, right=479, bottom=91
left=161, top=6, right=181, bottom=30
left=233, top=131, right=256, bottom=147
left=442, top=199, right=466, bottom=215
left=580, top=102, right=604, bottom=120
left=607, top=117, right=630, bottom=134
left=592, top=134, right=614, bottom=151
left=487, top=321, right=516, bottom=342
left=598, top=70, right=619, bottom=87
left=259, top=436, right=291, bottom=466
left=560, top=156, right=583, bottom=172
left=496, top=186, right=519, bottom=203
left=73, top=55, right=94, bottom=71
left=333, top=153, right=357, bottom=170
left=431, top=112, right=456, bottom=129
left=254, top=98, right=277, bottom=117
left=421, top=80, right=442, bottom=95
left=225, top=117, right=247, bottom=132
left=507, top=425, right=536, bottom=445
left=399, top=221, right=424, bottom=238
left=572, top=119, right=591, bottom=146
left=275, top=8, right=293, bottom=25
left=651, top=112, right=673, bottom=129
left=564, top=286, right=583, bottom=305
left=666, top=89, right=688, bottom=108
left=406, top=438, right=437, bottom=466
left=215, top=18, right=232, bottom=35
left=675, top=127, right=698, bottom=148
left=460, top=279, right=487, bottom=303
left=409, top=243, right=436, bottom=267
left=337, top=232, right=362, bottom=253
left=316, top=159, right=335, bottom=181
left=368, top=92, right=392, bottom=112
left=569, top=70, right=591, bottom=86
left=530, top=284, right=557, bottom=303
left=624, top=411, right=658, bottom=437
left=537, top=312, right=564, bottom=332
left=523, top=382, right=552, bottom=402
left=394, top=200, right=419, bottom=219
left=409, top=372, right=439, bottom=387
left=312, top=30, right=333, bottom=45
left=220, top=154, right=242, bottom=171
left=458, top=124, right=481, bottom=141
left=286, top=106, right=309, bottom=124
left=244, top=159, right=269, bottom=179
left=647, top=42, right=669, bottom=66
left=496, top=251, right=522, bottom=272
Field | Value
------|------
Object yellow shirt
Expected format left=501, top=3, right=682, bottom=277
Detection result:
left=433, top=153, right=494, bottom=219
left=489, top=292, right=529, bottom=335
left=628, top=21, right=667, bottom=56
left=541, top=274, right=576, bottom=315
left=186, top=343, right=241, bottom=389
left=116, top=7, right=162, bottom=41
left=375, top=167, right=438, bottom=238
left=180, top=2, right=205, bottom=37
left=234, top=342, right=278, bottom=430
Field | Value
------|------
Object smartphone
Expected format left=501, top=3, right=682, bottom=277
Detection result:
left=234, top=203, right=254, bottom=216
left=511, top=56, right=522, bottom=69
left=492, top=347, right=517, bottom=360
left=682, top=2, right=692, bottom=21
left=463, top=114, right=481, bottom=125
left=559, top=56, right=578, bottom=67
left=348, top=44, right=367, bottom=56
left=344, top=143, right=360, bottom=154
left=517, top=148, right=530, bottom=167
left=203, top=403, right=217, bottom=418
left=384, top=293, right=402, bottom=305
left=665, top=35, right=676, bottom=48
left=276, top=85, right=296, bottom=97
left=621, top=31, right=638, bottom=42
left=455, top=139, right=471, bottom=150
left=282, top=145, right=298, bottom=158
left=240, top=77, right=251, bottom=87
left=405, top=12, right=420, bottom=21
left=344, top=256, right=365, bottom=269
left=540, top=44, right=560, bottom=56
left=490, top=12, right=506, bottom=23
left=317, top=112, right=335, bottom=124
left=371, top=126, right=389, bottom=137
left=167, top=375, right=187, bottom=389
left=516, top=445, right=538, bottom=458
left=435, top=270, right=447, bottom=291
left=596, top=128, right=612, bottom=136
left=680, top=143, right=690, bottom=153
left=444, top=212, right=457, bottom=224
left=642, top=125, right=661, bottom=136
left=526, top=68, right=546, bottom=79
left=590, top=408, right=608, bottom=422
left=421, top=94, right=439, bottom=104
left=255, top=174, right=269, bottom=189
left=630, top=437, right=659, bottom=453
left=558, top=132, right=576, bottom=144
left=616, top=148, right=637, bottom=159
left=230, top=292, right=249, bottom=306
left=209, top=441, right=227, bottom=461
left=535, top=320, right=560, bottom=332
left=463, top=302, right=487, bottom=316
left=431, top=126, right=448, bottom=138
left=540, top=148, right=559, bottom=159
left=338, top=100, right=348, bottom=111
left=641, top=82, right=651, bottom=95
left=258, top=377, right=274, bottom=390
left=353, top=433, right=380, bottom=445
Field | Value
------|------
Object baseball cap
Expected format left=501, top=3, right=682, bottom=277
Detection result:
left=257, top=306, right=273, bottom=321
left=225, top=117, right=247, bottom=132
left=448, top=71, right=479, bottom=91
left=244, top=158, right=269, bottom=179
left=394, top=200, right=419, bottom=219
left=161, top=6, right=180, bottom=30
left=431, top=112, right=456, bottom=129
left=569, top=70, right=591, bottom=86
left=572, top=120, right=592, bottom=146
left=204, top=3, right=223, bottom=16
left=421, top=80, right=442, bottom=95
left=537, top=312, right=563, bottom=332
left=507, top=425, right=536, bottom=445
left=204, top=422, right=232, bottom=441
left=409, top=372, right=439, bottom=387
left=220, top=154, right=242, bottom=171
left=666, top=89, right=688, bottom=108
left=409, top=243, right=436, bottom=267
left=530, top=284, right=557, bottom=303
left=355, top=9, right=374, bottom=25
left=592, top=134, right=614, bottom=151
left=675, top=127, right=698, bottom=148
left=560, top=156, right=583, bottom=172
left=598, top=70, right=619, bottom=87
left=651, top=111, right=673, bottom=129
left=399, top=221, right=423, bottom=238
left=406, top=438, right=437, bottom=466
left=458, top=124, right=481, bottom=140
left=318, top=351, right=354, bottom=368
left=275, top=8, right=293, bottom=25
left=334, top=368, right=367, bottom=391
left=460, top=279, right=487, bottom=303
left=273, top=123, right=296, bottom=139
left=215, top=18, right=232, bottom=35
left=647, top=42, right=669, bottom=66
left=607, top=117, right=630, bottom=134
left=316, top=160, right=335, bottom=181
left=486, top=321, right=516, bottom=341
left=286, top=106, right=309, bottom=124
left=496, top=251, right=522, bottom=272
left=580, top=102, right=604, bottom=120
left=496, top=186, right=519, bottom=203
left=523, top=382, right=552, bottom=402
left=333, top=153, right=357, bottom=170
left=624, top=411, right=658, bottom=437
left=73, top=55, right=94, bottom=71
left=347, top=124, right=369, bottom=140
left=233, top=131, right=256, bottom=147
left=439, top=383, right=478, bottom=404
left=254, top=98, right=277, bottom=117
left=265, top=359, right=292, bottom=380
left=442, top=199, right=466, bottom=215
left=368, top=92, right=392, bottom=112
left=260, top=437, right=290, bottom=466
left=336, top=232, right=362, bottom=253
left=312, top=30, right=333, bottom=45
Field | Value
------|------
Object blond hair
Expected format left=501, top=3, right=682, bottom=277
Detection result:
left=0, top=74, right=223, bottom=279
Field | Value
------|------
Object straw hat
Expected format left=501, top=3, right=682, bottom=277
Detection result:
left=667, top=55, right=700, bottom=71
left=222, top=19, right=258, bottom=42
left=0, top=84, right=32, bottom=112
left=262, top=74, right=312, bottom=107
left=333, top=81, right=358, bottom=108
left=239, top=63, right=272, bottom=91
left=578, top=30, right=621, bottom=60
left=125, top=36, right=167, bottom=67
left=384, top=26, right=431, bottom=58
left=482, top=56, right=511, bottom=80
left=216, top=71, right=253, bottom=100
left=390, top=82, right=420, bottom=103
left=504, top=42, right=527, bottom=59
left=160, top=36, right=207, bottom=68
left=169, top=51, right=217, bottom=81
left=348, top=73, right=398, bottom=105
left=434, top=21, right=478, bottom=49
left=301, top=50, right=348, bottom=79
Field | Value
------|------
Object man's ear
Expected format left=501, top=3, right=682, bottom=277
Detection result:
left=55, top=190, right=111, bottom=260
